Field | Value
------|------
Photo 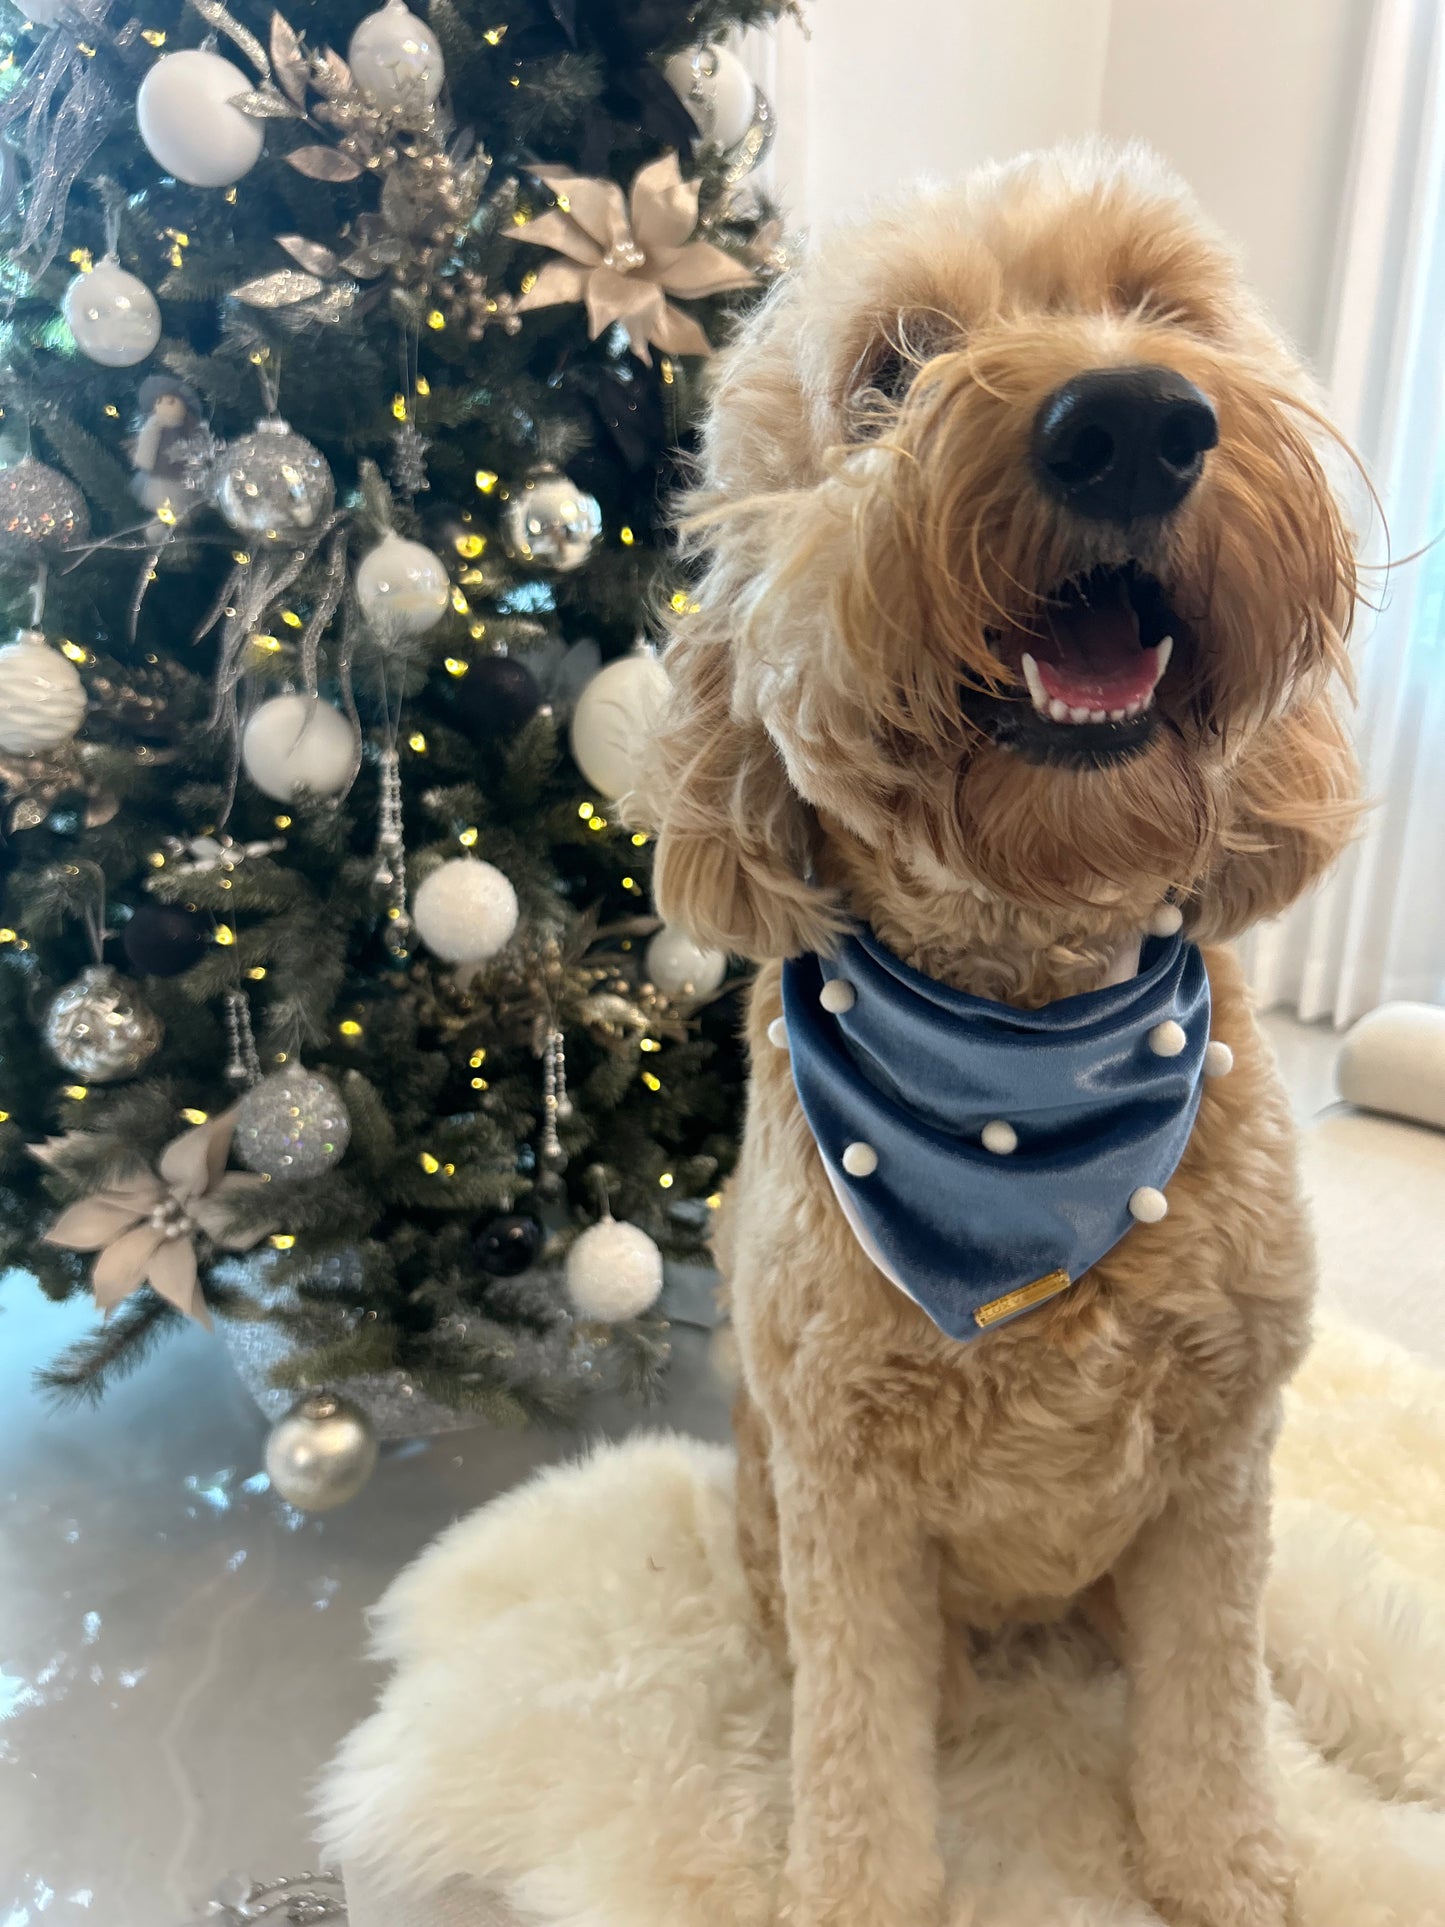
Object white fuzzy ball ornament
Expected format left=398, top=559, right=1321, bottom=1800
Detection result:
left=348, top=0, right=445, bottom=113
left=412, top=858, right=518, bottom=963
left=62, top=255, right=160, bottom=367
left=569, top=650, right=670, bottom=800
left=241, top=695, right=355, bottom=803
left=0, top=630, right=87, bottom=753
left=136, top=49, right=265, bottom=188
left=355, top=531, right=449, bottom=639
left=566, top=1214, right=664, bottom=1322
left=645, top=924, right=727, bottom=999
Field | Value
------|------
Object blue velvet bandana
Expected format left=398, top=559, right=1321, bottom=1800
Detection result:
left=779, top=929, right=1211, bottom=1340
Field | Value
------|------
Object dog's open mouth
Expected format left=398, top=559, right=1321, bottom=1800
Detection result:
left=979, top=564, right=1179, bottom=766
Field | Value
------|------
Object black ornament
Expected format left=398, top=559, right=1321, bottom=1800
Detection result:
left=121, top=902, right=209, bottom=977
left=474, top=1213, right=543, bottom=1277
left=450, top=655, right=543, bottom=744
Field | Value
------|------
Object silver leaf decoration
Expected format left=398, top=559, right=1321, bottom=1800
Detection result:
left=276, top=233, right=342, bottom=277
left=287, top=283, right=362, bottom=328
left=270, top=11, right=309, bottom=106
left=338, top=238, right=401, bottom=278
left=287, top=144, right=364, bottom=182
left=191, top=0, right=272, bottom=80
left=311, top=48, right=356, bottom=100
left=230, top=86, right=303, bottom=119
left=232, top=268, right=325, bottom=308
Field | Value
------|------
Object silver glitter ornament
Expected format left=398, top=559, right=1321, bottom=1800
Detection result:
left=213, top=417, right=335, bottom=542
left=501, top=466, right=602, bottom=572
left=0, top=456, right=89, bottom=556
left=233, top=1068, right=351, bottom=1179
left=43, top=965, right=163, bottom=1081
left=264, top=1389, right=378, bottom=1510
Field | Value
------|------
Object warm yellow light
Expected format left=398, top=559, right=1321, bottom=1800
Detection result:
left=280, top=609, right=303, bottom=629
left=419, top=1151, right=441, bottom=1174
left=509, top=74, right=520, bottom=87
left=631, top=832, right=649, bottom=847
left=415, top=376, right=430, bottom=397
left=578, top=801, right=594, bottom=819
left=392, top=394, right=408, bottom=421
left=658, top=1171, right=675, bottom=1187
left=450, top=586, right=470, bottom=614
left=251, top=633, right=281, bottom=653
left=660, top=359, right=675, bottom=386
left=459, top=827, right=478, bottom=847
left=445, top=657, right=468, bottom=677
left=103, top=403, right=119, bottom=418
left=621, top=877, right=635, bottom=890
left=642, top=1072, right=661, bottom=1092
left=232, top=550, right=251, bottom=566
left=474, top=469, right=498, bottom=494
left=68, top=247, right=92, bottom=272
left=456, top=532, right=486, bottom=558
left=269, top=1233, right=296, bottom=1249
left=707, top=1192, right=723, bottom=1209
left=148, top=851, right=166, bottom=868
left=669, top=591, right=701, bottom=616
left=59, top=640, right=88, bottom=663
left=483, top=23, right=507, bottom=42
left=156, top=502, right=178, bottom=526
left=427, top=310, right=445, bottom=330
left=469, top=1048, right=486, bottom=1067
left=224, top=186, right=237, bottom=204
left=519, top=270, right=537, bottom=292
left=63, top=1085, right=88, bottom=1101
left=215, top=926, right=235, bottom=947
left=0, top=1111, right=9, bottom=1123
left=639, top=1037, right=661, bottom=1052
left=588, top=815, right=607, bottom=832
left=443, top=1162, right=456, bottom=1177
left=339, top=1019, right=363, bottom=1037
left=0, top=930, right=15, bottom=943
left=247, top=966, right=267, bottom=980
left=471, top=1076, right=488, bottom=1090
left=408, top=731, right=427, bottom=753
left=469, top=621, right=487, bottom=641
left=141, top=28, right=166, bottom=45
left=274, top=815, right=292, bottom=830
left=179, top=1107, right=208, bottom=1125
left=619, top=525, right=635, bottom=546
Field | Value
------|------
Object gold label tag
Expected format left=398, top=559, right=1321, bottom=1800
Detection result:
left=973, top=1268, right=1072, bottom=1329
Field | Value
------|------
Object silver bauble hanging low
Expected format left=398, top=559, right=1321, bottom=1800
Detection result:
left=0, top=456, right=90, bottom=556
left=43, top=966, right=163, bottom=1082
left=234, top=1067, right=352, bottom=1179
left=500, top=467, right=602, bottom=572
left=213, top=418, right=335, bottom=541
left=264, top=1389, right=378, bottom=1509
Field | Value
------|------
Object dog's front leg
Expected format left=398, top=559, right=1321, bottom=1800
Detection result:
left=775, top=1454, right=946, bottom=1927
left=1114, top=1423, right=1297, bottom=1927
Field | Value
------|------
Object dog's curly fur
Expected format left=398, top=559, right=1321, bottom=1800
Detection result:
left=642, top=143, right=1361, bottom=1927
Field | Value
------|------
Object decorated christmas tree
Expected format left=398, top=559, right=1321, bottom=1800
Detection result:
left=0, top=0, right=788, bottom=1497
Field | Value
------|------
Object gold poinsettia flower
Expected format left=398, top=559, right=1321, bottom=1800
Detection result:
left=34, top=1108, right=275, bottom=1327
left=512, top=152, right=756, bottom=364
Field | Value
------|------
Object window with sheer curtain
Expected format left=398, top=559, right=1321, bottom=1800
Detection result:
left=1245, top=0, right=1445, bottom=1025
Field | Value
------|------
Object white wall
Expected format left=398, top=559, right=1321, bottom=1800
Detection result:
left=763, top=0, right=1374, bottom=367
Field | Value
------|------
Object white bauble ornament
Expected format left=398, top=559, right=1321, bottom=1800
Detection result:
left=500, top=467, right=602, bottom=572
left=234, top=1068, right=352, bottom=1179
left=348, top=0, right=445, bottom=113
left=264, top=1390, right=377, bottom=1510
left=644, top=924, right=727, bottom=999
left=62, top=254, right=160, bottom=367
left=566, top=1215, right=664, bottom=1322
left=569, top=649, right=670, bottom=800
left=355, top=531, right=449, bottom=639
left=665, top=44, right=758, bottom=150
left=241, top=694, right=355, bottom=802
left=412, top=858, right=518, bottom=963
left=214, top=418, right=334, bottom=541
left=15, top=0, right=70, bottom=24
left=0, top=630, right=87, bottom=753
left=136, top=49, right=265, bottom=188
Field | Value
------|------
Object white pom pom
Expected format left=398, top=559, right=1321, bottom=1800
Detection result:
left=841, top=1141, right=878, bottom=1178
left=241, top=695, right=355, bottom=802
left=566, top=1217, right=664, bottom=1321
left=766, top=1015, right=787, bottom=1049
left=1147, top=1019, right=1188, bottom=1058
left=412, top=858, right=519, bottom=963
left=1146, top=903, right=1184, bottom=938
left=981, top=1119, right=1017, bottom=1155
left=1204, top=1040, right=1235, bottom=1078
left=569, top=651, right=670, bottom=799
left=1129, top=1185, right=1169, bottom=1224
left=644, top=924, right=727, bottom=998
left=819, top=978, right=856, bottom=1014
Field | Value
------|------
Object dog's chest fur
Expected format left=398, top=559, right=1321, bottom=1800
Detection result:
left=729, top=943, right=1312, bottom=1625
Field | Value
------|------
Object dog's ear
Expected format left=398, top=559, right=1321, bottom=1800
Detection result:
left=637, top=622, right=843, bottom=961
left=1186, top=692, right=1361, bottom=943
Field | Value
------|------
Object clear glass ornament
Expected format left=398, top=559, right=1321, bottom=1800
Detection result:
left=214, top=418, right=335, bottom=541
left=62, top=254, right=161, bottom=368
left=264, top=1390, right=378, bottom=1510
left=43, top=965, right=163, bottom=1081
left=501, top=467, right=602, bottom=572
left=233, top=1068, right=352, bottom=1180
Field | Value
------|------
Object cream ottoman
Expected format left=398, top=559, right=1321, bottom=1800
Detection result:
left=321, top=1338, right=1445, bottom=1927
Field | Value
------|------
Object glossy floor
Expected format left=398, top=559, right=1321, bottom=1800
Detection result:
left=1, top=1016, right=1344, bottom=1926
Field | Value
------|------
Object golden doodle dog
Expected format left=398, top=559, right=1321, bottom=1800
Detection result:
left=644, top=144, right=1360, bottom=1927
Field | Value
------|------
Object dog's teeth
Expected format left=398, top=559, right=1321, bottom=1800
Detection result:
left=1048, top=698, right=1070, bottom=722
left=1089, top=709, right=1107, bottom=724
left=1109, top=708, right=1127, bottom=722
left=1069, top=705, right=1091, bottom=724
left=1154, top=635, right=1174, bottom=680
left=1020, top=652, right=1049, bottom=714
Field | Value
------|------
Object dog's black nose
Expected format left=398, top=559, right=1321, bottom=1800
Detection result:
left=1032, top=366, right=1218, bottom=523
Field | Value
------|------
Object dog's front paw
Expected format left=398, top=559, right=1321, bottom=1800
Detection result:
left=1142, top=1835, right=1299, bottom=1927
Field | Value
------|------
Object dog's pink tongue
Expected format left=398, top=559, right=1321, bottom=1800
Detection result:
left=1036, top=597, right=1156, bottom=709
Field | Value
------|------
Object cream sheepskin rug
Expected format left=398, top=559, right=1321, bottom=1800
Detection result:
left=319, top=1317, right=1445, bottom=1927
